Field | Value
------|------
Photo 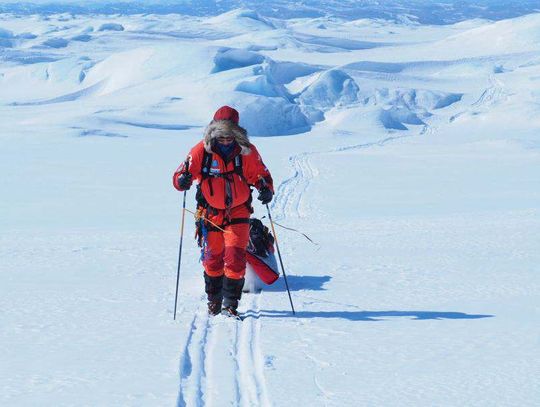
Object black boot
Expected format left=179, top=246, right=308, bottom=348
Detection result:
left=222, top=277, right=244, bottom=312
left=207, top=301, right=222, bottom=316
left=204, top=273, right=223, bottom=316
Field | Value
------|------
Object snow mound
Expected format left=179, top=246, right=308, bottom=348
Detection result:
left=343, top=61, right=405, bottom=73
left=17, top=32, right=38, bottom=40
left=72, top=34, right=92, bottom=42
left=0, top=28, right=14, bottom=38
left=11, top=81, right=105, bottom=106
left=82, top=47, right=155, bottom=95
left=372, top=88, right=462, bottom=130
left=379, top=107, right=425, bottom=130
left=299, top=69, right=359, bottom=109
left=0, top=28, right=14, bottom=47
left=375, top=88, right=463, bottom=111
left=246, top=44, right=278, bottom=52
left=264, top=60, right=321, bottom=85
left=432, top=13, right=540, bottom=56
left=211, top=48, right=265, bottom=73
left=0, top=38, right=13, bottom=48
left=206, top=9, right=276, bottom=31
left=233, top=59, right=326, bottom=127
left=235, top=75, right=290, bottom=99
left=42, top=38, right=69, bottom=48
left=298, top=69, right=359, bottom=121
left=294, top=33, right=388, bottom=51
left=76, top=128, right=127, bottom=138
left=108, top=120, right=195, bottom=131
left=239, top=97, right=310, bottom=136
left=98, top=23, right=124, bottom=32
left=234, top=59, right=318, bottom=99
left=0, top=49, right=59, bottom=64
left=428, top=92, right=463, bottom=109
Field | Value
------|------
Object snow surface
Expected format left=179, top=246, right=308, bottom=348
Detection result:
left=1, top=5, right=540, bottom=407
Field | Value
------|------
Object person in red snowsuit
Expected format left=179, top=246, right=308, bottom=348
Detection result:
left=173, top=106, right=274, bottom=317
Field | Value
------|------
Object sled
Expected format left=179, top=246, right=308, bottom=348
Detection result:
left=243, top=218, right=280, bottom=293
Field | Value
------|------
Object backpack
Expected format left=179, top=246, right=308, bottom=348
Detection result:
left=247, top=218, right=275, bottom=257
left=246, top=217, right=279, bottom=285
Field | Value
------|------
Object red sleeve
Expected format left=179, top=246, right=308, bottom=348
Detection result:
left=172, top=142, right=204, bottom=191
left=243, top=144, right=274, bottom=192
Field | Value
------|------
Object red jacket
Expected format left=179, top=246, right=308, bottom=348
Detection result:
left=173, top=141, right=273, bottom=210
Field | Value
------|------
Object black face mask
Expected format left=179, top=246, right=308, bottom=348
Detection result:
left=216, top=140, right=236, bottom=156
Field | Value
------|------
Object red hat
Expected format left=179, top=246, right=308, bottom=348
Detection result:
left=213, top=105, right=239, bottom=124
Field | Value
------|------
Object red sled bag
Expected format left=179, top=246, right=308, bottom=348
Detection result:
left=246, top=218, right=279, bottom=284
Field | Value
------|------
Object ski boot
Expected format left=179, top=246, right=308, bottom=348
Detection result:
left=204, top=273, right=223, bottom=316
left=221, top=277, right=244, bottom=320
left=207, top=300, right=222, bottom=316
left=221, top=306, right=243, bottom=321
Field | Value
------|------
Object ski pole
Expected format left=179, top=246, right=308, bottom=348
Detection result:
left=173, top=189, right=187, bottom=320
left=265, top=203, right=295, bottom=315
left=174, top=162, right=190, bottom=320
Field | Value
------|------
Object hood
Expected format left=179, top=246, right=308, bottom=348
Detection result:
left=203, top=119, right=251, bottom=155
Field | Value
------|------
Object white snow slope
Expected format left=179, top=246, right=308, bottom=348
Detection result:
left=1, top=8, right=539, bottom=407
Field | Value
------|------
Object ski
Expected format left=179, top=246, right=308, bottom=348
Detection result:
left=221, top=308, right=244, bottom=321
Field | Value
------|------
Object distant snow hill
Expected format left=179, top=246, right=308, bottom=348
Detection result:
left=3, top=8, right=540, bottom=136
left=1, top=0, right=540, bottom=24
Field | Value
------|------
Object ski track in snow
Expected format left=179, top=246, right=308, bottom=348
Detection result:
left=471, top=74, right=507, bottom=109
left=276, top=64, right=513, bottom=222
left=179, top=86, right=482, bottom=405
left=177, top=311, right=210, bottom=407
left=273, top=71, right=508, bottom=222
left=450, top=74, right=507, bottom=122
left=177, top=293, right=270, bottom=407
left=271, top=134, right=410, bottom=221
left=176, top=131, right=416, bottom=406
left=271, top=153, right=316, bottom=220
left=236, top=294, right=271, bottom=407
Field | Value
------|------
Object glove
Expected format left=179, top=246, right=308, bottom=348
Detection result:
left=177, top=172, right=192, bottom=190
left=257, top=187, right=273, bottom=205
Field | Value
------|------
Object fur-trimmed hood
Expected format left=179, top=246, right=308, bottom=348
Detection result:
left=204, top=119, right=251, bottom=155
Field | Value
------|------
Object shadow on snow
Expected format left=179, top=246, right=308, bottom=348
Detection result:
left=244, top=310, right=494, bottom=321
left=263, top=275, right=331, bottom=292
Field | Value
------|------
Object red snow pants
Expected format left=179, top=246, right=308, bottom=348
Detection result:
left=202, top=205, right=250, bottom=280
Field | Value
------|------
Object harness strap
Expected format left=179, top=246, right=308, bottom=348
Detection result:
left=205, top=217, right=250, bottom=232
left=199, top=150, right=251, bottom=212
left=228, top=218, right=250, bottom=225
left=234, top=155, right=243, bottom=179
left=201, top=151, right=243, bottom=179
left=201, top=152, right=214, bottom=196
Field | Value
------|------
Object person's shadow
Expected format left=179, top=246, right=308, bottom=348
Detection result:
left=263, top=275, right=331, bottom=292
left=247, top=310, right=493, bottom=321
left=254, top=275, right=493, bottom=321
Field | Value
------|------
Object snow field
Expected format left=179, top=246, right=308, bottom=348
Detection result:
left=1, top=7, right=540, bottom=407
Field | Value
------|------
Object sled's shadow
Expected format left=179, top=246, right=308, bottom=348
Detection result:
left=245, top=310, right=494, bottom=321
left=263, top=275, right=331, bottom=292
